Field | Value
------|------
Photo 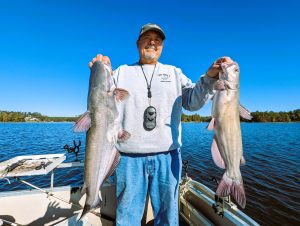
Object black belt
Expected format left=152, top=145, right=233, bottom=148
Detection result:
left=119, top=149, right=178, bottom=157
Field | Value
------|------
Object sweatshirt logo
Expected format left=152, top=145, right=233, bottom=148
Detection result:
left=158, top=73, right=171, bottom=82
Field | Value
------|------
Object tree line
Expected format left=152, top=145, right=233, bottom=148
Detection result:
left=1, top=109, right=299, bottom=123
left=0, top=111, right=78, bottom=122
left=250, top=110, right=300, bottom=122
left=182, top=109, right=300, bottom=122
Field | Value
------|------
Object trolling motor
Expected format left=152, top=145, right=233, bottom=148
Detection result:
left=63, top=140, right=81, bottom=161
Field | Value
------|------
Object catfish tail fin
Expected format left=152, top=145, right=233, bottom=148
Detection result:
left=216, top=173, right=246, bottom=208
left=76, top=205, right=91, bottom=225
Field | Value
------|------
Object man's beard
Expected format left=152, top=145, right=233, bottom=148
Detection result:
left=144, top=52, right=156, bottom=60
left=144, top=44, right=157, bottom=60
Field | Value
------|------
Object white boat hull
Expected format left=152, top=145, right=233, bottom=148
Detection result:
left=0, top=159, right=259, bottom=226
left=0, top=178, right=259, bottom=226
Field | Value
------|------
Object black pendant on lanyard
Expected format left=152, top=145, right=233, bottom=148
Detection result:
left=143, top=106, right=157, bottom=131
left=140, top=64, right=157, bottom=131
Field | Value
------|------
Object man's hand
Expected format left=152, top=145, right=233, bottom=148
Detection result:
left=206, top=56, right=234, bottom=79
left=89, top=54, right=112, bottom=74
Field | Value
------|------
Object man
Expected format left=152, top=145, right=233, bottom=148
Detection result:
left=89, top=23, right=233, bottom=225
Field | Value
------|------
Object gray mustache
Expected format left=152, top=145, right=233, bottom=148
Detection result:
left=145, top=45, right=157, bottom=51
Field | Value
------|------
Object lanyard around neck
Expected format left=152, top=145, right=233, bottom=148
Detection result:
left=140, top=64, right=157, bottom=105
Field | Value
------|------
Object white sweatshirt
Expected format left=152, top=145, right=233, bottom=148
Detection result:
left=113, top=62, right=216, bottom=154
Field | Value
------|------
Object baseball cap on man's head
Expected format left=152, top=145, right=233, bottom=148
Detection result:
left=138, top=23, right=166, bottom=40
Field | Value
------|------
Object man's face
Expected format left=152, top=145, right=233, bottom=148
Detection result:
left=137, top=30, right=164, bottom=63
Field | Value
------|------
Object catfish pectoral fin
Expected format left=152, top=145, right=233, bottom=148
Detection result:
left=207, top=117, right=215, bottom=131
left=114, top=88, right=130, bottom=102
left=117, top=129, right=131, bottom=142
left=239, top=104, right=253, bottom=120
left=74, top=111, right=91, bottom=132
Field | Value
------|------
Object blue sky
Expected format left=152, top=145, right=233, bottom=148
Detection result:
left=0, top=0, right=299, bottom=116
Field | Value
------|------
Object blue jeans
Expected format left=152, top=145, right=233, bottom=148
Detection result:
left=115, top=149, right=182, bottom=226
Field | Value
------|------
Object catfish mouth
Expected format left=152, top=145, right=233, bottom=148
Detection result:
left=218, top=62, right=240, bottom=90
left=221, top=62, right=238, bottom=71
left=220, top=62, right=239, bottom=77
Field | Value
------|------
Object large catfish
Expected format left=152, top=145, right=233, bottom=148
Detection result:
left=207, top=62, right=251, bottom=209
left=74, top=61, right=130, bottom=220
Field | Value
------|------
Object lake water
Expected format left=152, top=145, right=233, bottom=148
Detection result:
left=0, top=122, right=299, bottom=225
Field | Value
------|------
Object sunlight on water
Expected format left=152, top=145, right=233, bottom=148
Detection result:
left=0, top=122, right=299, bottom=225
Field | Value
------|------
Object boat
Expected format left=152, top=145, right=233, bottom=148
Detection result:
left=0, top=153, right=259, bottom=226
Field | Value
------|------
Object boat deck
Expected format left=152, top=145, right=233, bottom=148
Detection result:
left=0, top=156, right=259, bottom=226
